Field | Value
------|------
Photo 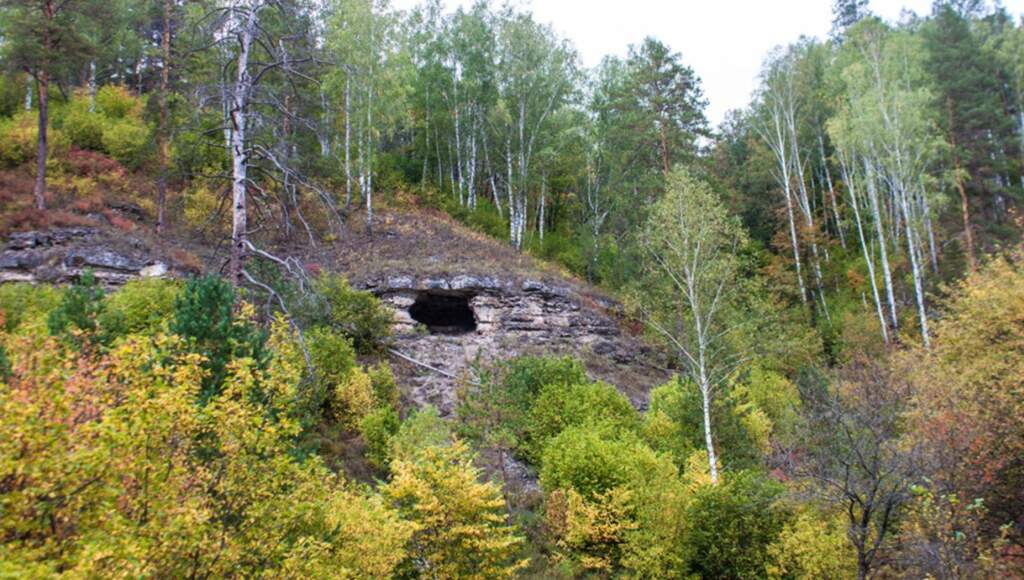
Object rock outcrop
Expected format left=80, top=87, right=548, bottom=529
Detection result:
left=360, top=273, right=668, bottom=415
left=0, top=227, right=183, bottom=285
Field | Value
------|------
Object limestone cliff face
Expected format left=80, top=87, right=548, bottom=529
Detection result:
left=359, top=273, right=668, bottom=415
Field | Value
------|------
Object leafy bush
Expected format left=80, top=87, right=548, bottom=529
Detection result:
left=456, top=355, right=588, bottom=462
left=334, top=366, right=375, bottom=429
left=170, top=275, right=266, bottom=398
left=101, top=120, right=150, bottom=169
left=0, top=112, right=71, bottom=168
left=766, top=509, right=856, bottom=579
left=98, top=278, right=180, bottom=340
left=390, top=405, right=450, bottom=462
left=0, top=330, right=413, bottom=577
left=61, top=105, right=105, bottom=150
left=0, top=283, right=63, bottom=333
left=305, top=326, right=357, bottom=420
left=526, top=381, right=640, bottom=462
left=0, top=74, right=28, bottom=118
left=503, top=355, right=588, bottom=404
left=367, top=361, right=399, bottom=410
left=95, top=85, right=141, bottom=119
left=382, top=440, right=527, bottom=578
left=539, top=426, right=661, bottom=499
left=359, top=406, right=400, bottom=469
left=182, top=183, right=227, bottom=234
left=502, top=355, right=588, bottom=449
left=299, top=274, right=393, bottom=353
left=684, top=470, right=791, bottom=579
left=47, top=270, right=105, bottom=344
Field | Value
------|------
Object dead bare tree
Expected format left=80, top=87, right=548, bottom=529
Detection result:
left=796, top=353, right=919, bottom=580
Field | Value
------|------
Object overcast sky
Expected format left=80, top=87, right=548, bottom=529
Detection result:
left=392, top=0, right=1024, bottom=127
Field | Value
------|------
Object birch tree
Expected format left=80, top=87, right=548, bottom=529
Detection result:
left=637, top=168, right=747, bottom=484
left=493, top=10, right=575, bottom=249
left=831, top=19, right=944, bottom=347
left=326, top=0, right=408, bottom=233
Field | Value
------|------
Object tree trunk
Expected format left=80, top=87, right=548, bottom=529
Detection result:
left=344, top=74, right=352, bottom=207
left=842, top=157, right=889, bottom=343
left=948, top=100, right=975, bottom=273
left=33, top=70, right=48, bottom=210
left=865, top=160, right=898, bottom=331
left=365, top=81, right=373, bottom=236
left=899, top=187, right=930, bottom=348
left=24, top=77, right=32, bottom=111
left=156, top=0, right=172, bottom=236
left=228, top=6, right=257, bottom=285
left=955, top=171, right=975, bottom=273
left=699, top=365, right=718, bottom=484
left=538, top=173, right=545, bottom=242
left=88, top=61, right=97, bottom=112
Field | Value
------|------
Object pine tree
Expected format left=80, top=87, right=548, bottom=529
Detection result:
left=831, top=0, right=870, bottom=42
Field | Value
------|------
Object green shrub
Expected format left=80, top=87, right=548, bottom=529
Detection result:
left=102, top=120, right=150, bottom=169
left=47, top=271, right=105, bottom=344
left=61, top=105, right=105, bottom=150
left=390, top=405, right=450, bottom=462
left=360, top=406, right=401, bottom=469
left=303, top=326, right=357, bottom=420
left=684, top=470, right=791, bottom=579
left=0, top=344, right=10, bottom=381
left=539, top=426, right=663, bottom=499
left=0, top=112, right=71, bottom=168
left=526, top=381, right=640, bottom=462
left=0, top=74, right=28, bottom=118
left=170, top=275, right=266, bottom=399
left=367, top=361, right=399, bottom=410
left=464, top=201, right=507, bottom=239
left=478, top=355, right=589, bottom=461
left=307, top=326, right=357, bottom=383
left=95, top=85, right=141, bottom=120
left=503, top=355, right=587, bottom=417
left=299, top=274, right=393, bottom=353
left=645, top=377, right=762, bottom=471
left=334, top=365, right=375, bottom=429
left=98, top=278, right=180, bottom=340
left=0, top=283, right=63, bottom=333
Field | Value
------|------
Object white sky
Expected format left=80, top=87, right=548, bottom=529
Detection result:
left=393, top=0, right=1024, bottom=127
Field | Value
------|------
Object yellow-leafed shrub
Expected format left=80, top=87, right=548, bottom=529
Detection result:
left=95, top=85, right=142, bottom=120
left=334, top=366, right=375, bottom=429
left=102, top=120, right=150, bottom=169
left=0, top=112, right=70, bottom=168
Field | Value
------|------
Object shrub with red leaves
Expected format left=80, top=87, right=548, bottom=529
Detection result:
left=66, top=148, right=127, bottom=179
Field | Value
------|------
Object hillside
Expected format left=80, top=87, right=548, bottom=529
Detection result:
left=1, top=0, right=1024, bottom=577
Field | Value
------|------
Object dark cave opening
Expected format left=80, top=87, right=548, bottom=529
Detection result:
left=409, top=292, right=477, bottom=335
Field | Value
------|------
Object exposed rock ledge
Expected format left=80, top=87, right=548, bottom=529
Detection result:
left=358, top=274, right=669, bottom=415
left=0, top=227, right=187, bottom=285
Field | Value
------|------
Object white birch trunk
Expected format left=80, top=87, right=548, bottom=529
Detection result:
left=229, top=4, right=258, bottom=284
left=841, top=155, right=889, bottom=343
left=344, top=74, right=352, bottom=206
left=88, top=61, right=97, bottom=113
left=538, top=173, right=545, bottom=242
left=864, top=159, right=898, bottom=331
left=898, top=185, right=930, bottom=348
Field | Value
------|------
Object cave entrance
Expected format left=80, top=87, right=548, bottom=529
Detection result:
left=409, top=292, right=477, bottom=335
